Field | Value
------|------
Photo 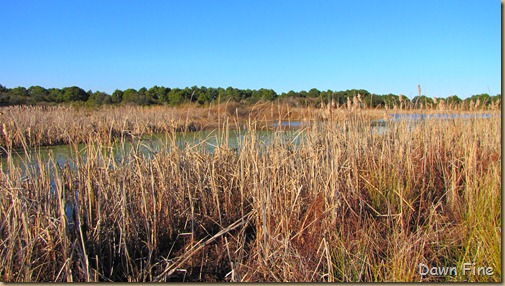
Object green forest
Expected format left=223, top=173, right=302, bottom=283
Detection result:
left=0, top=84, right=500, bottom=109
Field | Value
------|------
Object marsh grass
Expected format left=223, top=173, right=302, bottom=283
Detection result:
left=0, top=103, right=325, bottom=150
left=0, top=107, right=501, bottom=282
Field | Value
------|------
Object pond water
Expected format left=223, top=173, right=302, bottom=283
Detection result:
left=2, top=113, right=497, bottom=229
left=388, top=113, right=498, bottom=121
left=270, top=121, right=306, bottom=128
left=1, top=113, right=498, bottom=175
left=0, top=128, right=304, bottom=230
left=0, top=129, right=292, bottom=176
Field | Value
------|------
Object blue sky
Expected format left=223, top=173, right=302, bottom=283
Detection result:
left=0, top=0, right=500, bottom=99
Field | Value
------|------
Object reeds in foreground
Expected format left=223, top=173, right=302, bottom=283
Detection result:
left=0, top=109, right=501, bottom=282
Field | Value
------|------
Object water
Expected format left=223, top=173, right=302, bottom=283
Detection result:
left=0, top=128, right=288, bottom=230
left=388, top=113, right=498, bottom=121
left=369, top=112, right=499, bottom=134
left=2, top=113, right=496, bottom=230
left=0, top=129, right=287, bottom=175
left=271, top=121, right=306, bottom=128
left=2, top=113, right=498, bottom=175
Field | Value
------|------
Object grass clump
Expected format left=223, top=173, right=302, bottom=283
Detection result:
left=0, top=108, right=500, bottom=282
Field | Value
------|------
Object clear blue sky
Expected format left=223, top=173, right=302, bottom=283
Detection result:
left=0, top=0, right=500, bottom=99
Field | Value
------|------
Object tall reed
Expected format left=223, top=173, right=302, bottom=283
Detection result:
left=0, top=104, right=383, bottom=150
left=0, top=108, right=500, bottom=282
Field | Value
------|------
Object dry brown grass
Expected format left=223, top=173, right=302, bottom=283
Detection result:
left=0, top=107, right=501, bottom=282
left=0, top=103, right=324, bottom=150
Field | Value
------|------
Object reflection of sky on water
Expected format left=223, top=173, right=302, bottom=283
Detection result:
left=2, top=114, right=498, bottom=176
left=389, top=113, right=498, bottom=121
left=0, top=129, right=284, bottom=175
left=271, top=121, right=304, bottom=128
left=4, top=114, right=496, bottom=232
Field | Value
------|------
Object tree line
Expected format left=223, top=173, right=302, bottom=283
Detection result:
left=0, top=84, right=500, bottom=109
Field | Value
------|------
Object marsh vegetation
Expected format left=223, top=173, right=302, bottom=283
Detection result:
left=0, top=103, right=501, bottom=282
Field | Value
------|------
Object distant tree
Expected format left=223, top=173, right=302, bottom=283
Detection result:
left=307, top=88, right=320, bottom=98
left=181, top=87, right=193, bottom=103
left=206, top=87, right=219, bottom=103
left=491, top=94, right=501, bottom=104
left=137, top=87, right=152, bottom=105
left=9, top=86, right=28, bottom=97
left=167, top=88, right=183, bottom=106
left=87, top=90, right=110, bottom=106
left=242, top=89, right=253, bottom=101
left=0, top=85, right=9, bottom=106
left=251, top=88, right=277, bottom=101
left=467, top=93, right=491, bottom=106
left=7, top=83, right=496, bottom=110
left=47, top=88, right=63, bottom=103
left=382, top=93, right=400, bottom=108
left=411, top=95, right=433, bottom=108
left=353, top=89, right=371, bottom=107
left=138, top=87, right=147, bottom=97
left=62, top=86, right=89, bottom=102
left=287, top=90, right=299, bottom=98
left=187, top=86, right=201, bottom=103
left=158, top=86, right=171, bottom=103
left=445, top=95, right=462, bottom=105
left=27, top=86, right=49, bottom=103
left=102, top=94, right=113, bottom=105
left=122, top=88, right=139, bottom=104
left=111, top=89, right=123, bottom=104
left=197, top=92, right=210, bottom=105
left=193, top=86, right=220, bottom=105
left=222, top=86, right=241, bottom=102
left=8, top=87, right=28, bottom=105
left=332, top=91, right=345, bottom=105
left=369, top=93, right=383, bottom=108
left=319, top=89, right=333, bottom=102
left=147, top=85, right=168, bottom=104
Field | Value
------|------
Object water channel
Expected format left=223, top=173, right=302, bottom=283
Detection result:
left=1, top=113, right=498, bottom=176
left=2, top=113, right=497, bottom=231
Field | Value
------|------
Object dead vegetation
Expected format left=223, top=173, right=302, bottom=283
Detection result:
left=0, top=106, right=501, bottom=282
